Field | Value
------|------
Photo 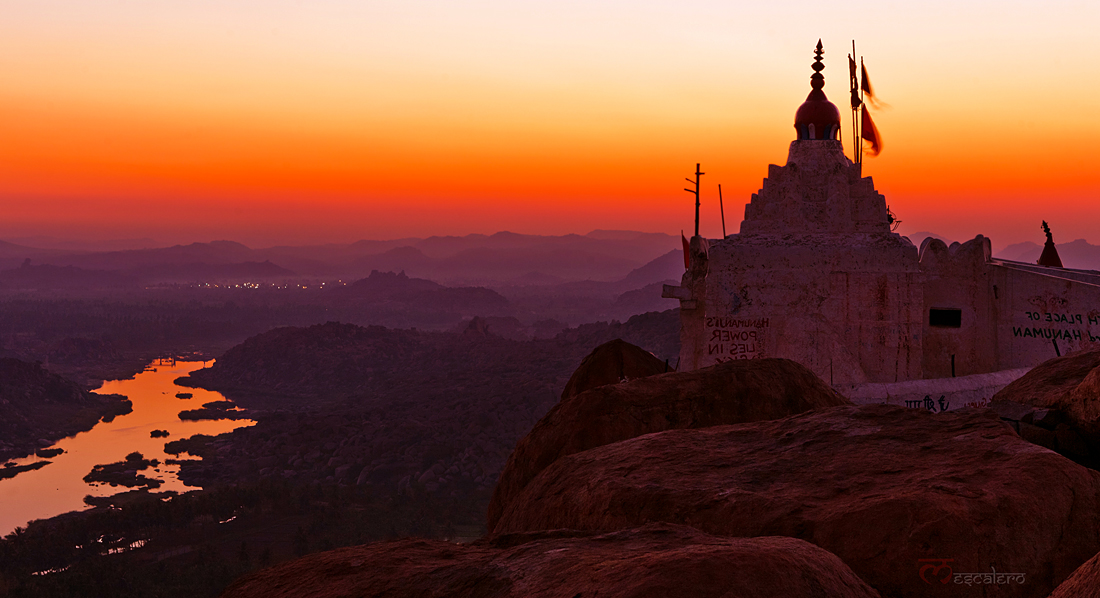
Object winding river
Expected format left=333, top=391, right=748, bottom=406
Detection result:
left=0, top=359, right=254, bottom=536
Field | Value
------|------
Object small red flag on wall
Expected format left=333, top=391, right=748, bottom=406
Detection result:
left=682, top=231, right=690, bottom=269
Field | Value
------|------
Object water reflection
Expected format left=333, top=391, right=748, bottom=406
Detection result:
left=0, top=359, right=253, bottom=535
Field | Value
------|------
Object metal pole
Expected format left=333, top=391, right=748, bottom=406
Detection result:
left=684, top=163, right=704, bottom=237
left=694, top=163, right=702, bottom=237
left=718, top=184, right=727, bottom=238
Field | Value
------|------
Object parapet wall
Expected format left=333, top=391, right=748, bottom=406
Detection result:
left=990, top=262, right=1100, bottom=369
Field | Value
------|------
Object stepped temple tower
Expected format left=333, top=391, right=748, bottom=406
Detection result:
left=665, top=42, right=1100, bottom=404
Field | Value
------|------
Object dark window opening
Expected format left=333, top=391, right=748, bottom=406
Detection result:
left=929, top=308, right=962, bottom=328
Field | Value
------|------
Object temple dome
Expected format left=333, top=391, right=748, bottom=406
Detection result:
left=794, top=40, right=841, bottom=141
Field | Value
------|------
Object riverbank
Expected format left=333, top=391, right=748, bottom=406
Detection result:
left=0, top=360, right=255, bottom=536
left=0, top=358, right=134, bottom=464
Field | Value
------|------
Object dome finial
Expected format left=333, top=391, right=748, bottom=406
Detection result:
left=794, top=40, right=841, bottom=141
left=810, top=40, right=825, bottom=90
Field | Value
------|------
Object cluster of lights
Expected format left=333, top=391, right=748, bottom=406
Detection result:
left=146, top=280, right=352, bottom=291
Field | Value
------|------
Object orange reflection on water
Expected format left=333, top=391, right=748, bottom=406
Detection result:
left=0, top=360, right=253, bottom=536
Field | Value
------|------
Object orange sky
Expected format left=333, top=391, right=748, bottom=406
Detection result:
left=0, top=1, right=1096, bottom=248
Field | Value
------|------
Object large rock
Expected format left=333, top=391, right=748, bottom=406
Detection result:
left=559, top=338, right=672, bottom=400
left=488, top=358, right=849, bottom=531
left=221, top=523, right=880, bottom=598
left=1050, top=550, right=1100, bottom=598
left=991, top=350, right=1100, bottom=465
left=493, top=405, right=1100, bottom=598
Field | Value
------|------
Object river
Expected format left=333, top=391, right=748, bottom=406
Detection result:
left=0, top=359, right=254, bottom=536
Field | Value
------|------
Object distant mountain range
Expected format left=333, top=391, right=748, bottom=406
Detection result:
left=996, top=239, right=1100, bottom=270
left=0, top=230, right=679, bottom=286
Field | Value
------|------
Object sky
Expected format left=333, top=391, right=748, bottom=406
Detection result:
left=0, top=0, right=1096, bottom=248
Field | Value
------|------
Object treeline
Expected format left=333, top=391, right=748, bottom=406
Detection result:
left=0, top=479, right=486, bottom=598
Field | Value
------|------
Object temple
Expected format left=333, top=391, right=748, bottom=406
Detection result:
left=664, top=42, right=1100, bottom=407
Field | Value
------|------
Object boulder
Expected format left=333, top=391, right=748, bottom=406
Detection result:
left=1050, top=549, right=1100, bottom=598
left=991, top=349, right=1100, bottom=466
left=493, top=405, right=1100, bottom=598
left=221, top=523, right=880, bottom=598
left=488, top=358, right=849, bottom=530
left=559, top=338, right=672, bottom=400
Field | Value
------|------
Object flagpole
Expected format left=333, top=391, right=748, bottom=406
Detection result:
left=859, top=57, right=867, bottom=166
left=851, top=40, right=859, bottom=165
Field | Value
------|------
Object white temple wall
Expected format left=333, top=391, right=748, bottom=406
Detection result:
left=692, top=234, right=922, bottom=385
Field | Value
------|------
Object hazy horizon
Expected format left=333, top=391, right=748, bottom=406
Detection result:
left=0, top=225, right=1085, bottom=256
left=1, top=1, right=1096, bottom=251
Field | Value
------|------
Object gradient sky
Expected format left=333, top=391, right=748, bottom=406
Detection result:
left=0, top=0, right=1096, bottom=248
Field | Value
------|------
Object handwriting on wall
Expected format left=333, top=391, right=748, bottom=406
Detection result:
left=703, top=316, right=769, bottom=362
left=1013, top=311, right=1100, bottom=343
left=895, top=394, right=991, bottom=413
left=905, top=395, right=951, bottom=413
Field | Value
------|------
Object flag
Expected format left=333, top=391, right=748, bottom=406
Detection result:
left=682, top=231, right=690, bottom=269
left=860, top=62, right=874, bottom=97
left=861, top=108, right=882, bottom=156
left=861, top=61, right=885, bottom=109
left=848, top=54, right=861, bottom=110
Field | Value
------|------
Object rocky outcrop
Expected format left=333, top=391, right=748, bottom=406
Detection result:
left=221, top=523, right=880, bottom=598
left=493, top=405, right=1100, bottom=598
left=333, top=270, right=517, bottom=326
left=1050, top=549, right=1100, bottom=598
left=559, top=338, right=672, bottom=400
left=488, top=358, right=849, bottom=531
left=991, top=349, right=1100, bottom=466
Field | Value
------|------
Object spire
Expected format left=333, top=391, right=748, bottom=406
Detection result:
left=794, top=40, right=841, bottom=141
left=1038, top=221, right=1064, bottom=268
left=810, top=39, right=825, bottom=90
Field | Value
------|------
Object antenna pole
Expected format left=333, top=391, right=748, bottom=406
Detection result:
left=684, top=163, right=705, bottom=237
left=718, top=184, right=727, bottom=238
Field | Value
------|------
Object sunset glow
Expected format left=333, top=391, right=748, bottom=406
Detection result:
left=1, top=0, right=1097, bottom=246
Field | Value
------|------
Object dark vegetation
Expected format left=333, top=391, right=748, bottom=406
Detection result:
left=0, top=358, right=132, bottom=462
left=171, top=313, right=678, bottom=494
left=0, top=461, right=50, bottom=481
left=178, top=401, right=249, bottom=422
left=83, top=452, right=162, bottom=489
left=0, top=480, right=482, bottom=598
